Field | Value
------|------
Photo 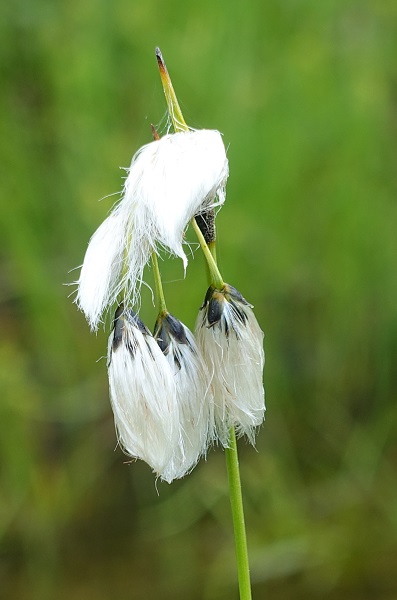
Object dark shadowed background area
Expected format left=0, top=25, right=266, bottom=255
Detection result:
left=1, top=1, right=397, bottom=598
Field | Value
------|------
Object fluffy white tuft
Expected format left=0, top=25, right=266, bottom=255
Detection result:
left=120, top=129, right=228, bottom=305
left=75, top=209, right=126, bottom=330
left=107, top=309, right=181, bottom=481
left=154, top=314, right=214, bottom=481
left=195, top=286, right=265, bottom=446
left=76, top=129, right=229, bottom=325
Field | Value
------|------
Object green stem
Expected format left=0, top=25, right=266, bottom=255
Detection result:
left=151, top=251, right=167, bottom=314
left=208, top=240, right=217, bottom=262
left=156, top=47, right=189, bottom=133
left=191, top=218, right=224, bottom=289
left=225, top=427, right=253, bottom=600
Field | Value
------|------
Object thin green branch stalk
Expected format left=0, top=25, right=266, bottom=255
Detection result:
left=151, top=251, right=167, bottom=314
left=225, top=427, right=253, bottom=600
left=191, top=218, right=224, bottom=290
left=208, top=240, right=217, bottom=263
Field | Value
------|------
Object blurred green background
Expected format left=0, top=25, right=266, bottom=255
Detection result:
left=1, top=1, right=397, bottom=598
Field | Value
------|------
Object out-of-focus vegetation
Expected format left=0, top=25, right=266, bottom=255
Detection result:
left=1, top=1, right=397, bottom=598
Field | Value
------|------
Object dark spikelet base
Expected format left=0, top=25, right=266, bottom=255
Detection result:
left=195, top=209, right=216, bottom=244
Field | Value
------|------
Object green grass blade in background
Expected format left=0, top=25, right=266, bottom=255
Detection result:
left=1, top=1, right=397, bottom=598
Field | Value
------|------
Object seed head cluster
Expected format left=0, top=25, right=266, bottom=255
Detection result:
left=75, top=69, right=265, bottom=482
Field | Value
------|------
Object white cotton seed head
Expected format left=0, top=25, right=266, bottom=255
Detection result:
left=75, top=210, right=126, bottom=330
left=154, top=313, right=214, bottom=480
left=107, top=306, right=181, bottom=481
left=195, top=284, right=265, bottom=446
left=75, top=129, right=228, bottom=324
left=120, top=129, right=229, bottom=305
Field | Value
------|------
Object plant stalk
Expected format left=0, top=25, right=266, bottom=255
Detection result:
left=225, top=427, right=253, bottom=600
left=191, top=218, right=224, bottom=290
left=151, top=251, right=167, bottom=314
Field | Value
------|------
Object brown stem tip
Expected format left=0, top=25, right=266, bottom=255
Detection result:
left=151, top=123, right=160, bottom=140
left=155, top=47, right=167, bottom=74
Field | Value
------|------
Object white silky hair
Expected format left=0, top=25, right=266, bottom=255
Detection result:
left=107, top=312, right=181, bottom=481
left=120, top=129, right=228, bottom=305
left=195, top=294, right=265, bottom=447
left=75, top=209, right=126, bottom=330
left=75, top=129, right=228, bottom=327
left=158, top=321, right=215, bottom=481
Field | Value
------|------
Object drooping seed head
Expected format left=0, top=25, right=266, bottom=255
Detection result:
left=196, top=284, right=265, bottom=446
left=153, top=311, right=215, bottom=479
left=107, top=305, right=182, bottom=482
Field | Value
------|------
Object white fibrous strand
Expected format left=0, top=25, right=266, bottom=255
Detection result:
left=154, top=313, right=214, bottom=481
left=75, top=129, right=228, bottom=327
left=121, top=129, right=229, bottom=305
left=107, top=305, right=181, bottom=481
left=76, top=209, right=126, bottom=330
left=195, top=284, right=265, bottom=446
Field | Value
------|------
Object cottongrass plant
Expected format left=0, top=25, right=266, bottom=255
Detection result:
left=75, top=48, right=265, bottom=600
